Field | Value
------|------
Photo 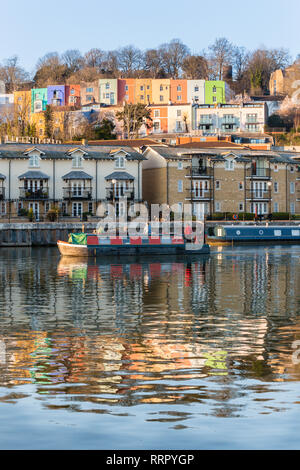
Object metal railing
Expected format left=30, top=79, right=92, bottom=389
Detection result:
left=106, top=188, right=134, bottom=200
left=63, top=188, right=92, bottom=200
left=19, top=188, right=49, bottom=199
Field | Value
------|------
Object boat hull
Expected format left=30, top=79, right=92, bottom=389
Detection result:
left=57, top=240, right=88, bottom=257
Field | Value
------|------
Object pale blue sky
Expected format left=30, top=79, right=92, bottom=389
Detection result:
left=1, top=0, right=299, bottom=73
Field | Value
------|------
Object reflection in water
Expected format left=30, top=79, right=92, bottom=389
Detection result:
left=0, top=246, right=300, bottom=442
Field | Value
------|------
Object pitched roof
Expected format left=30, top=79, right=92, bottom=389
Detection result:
left=0, top=173, right=5, bottom=179
left=105, top=171, right=135, bottom=180
left=62, top=171, right=93, bottom=180
left=18, top=170, right=50, bottom=180
left=176, top=141, right=246, bottom=149
left=0, top=144, right=146, bottom=161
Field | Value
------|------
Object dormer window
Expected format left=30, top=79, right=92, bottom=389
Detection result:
left=72, top=155, right=83, bottom=168
left=29, top=155, right=40, bottom=168
left=225, top=159, right=234, bottom=171
left=115, top=155, right=125, bottom=168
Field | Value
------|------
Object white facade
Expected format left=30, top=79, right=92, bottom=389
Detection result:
left=194, top=103, right=267, bottom=133
left=0, top=93, right=14, bottom=105
left=187, top=80, right=205, bottom=104
left=167, top=105, right=192, bottom=133
left=0, top=145, right=144, bottom=218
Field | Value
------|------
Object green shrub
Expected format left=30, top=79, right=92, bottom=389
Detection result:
left=271, top=212, right=290, bottom=220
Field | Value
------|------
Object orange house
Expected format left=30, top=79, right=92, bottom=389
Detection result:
left=148, top=105, right=168, bottom=134
left=118, top=78, right=136, bottom=104
left=170, top=80, right=187, bottom=104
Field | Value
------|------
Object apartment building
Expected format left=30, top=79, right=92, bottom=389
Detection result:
left=80, top=81, right=100, bottom=106
left=142, top=146, right=299, bottom=217
left=0, top=144, right=145, bottom=220
left=270, top=61, right=300, bottom=97
left=31, top=88, right=47, bottom=113
left=187, top=80, right=205, bottom=104
left=99, top=78, right=118, bottom=106
left=192, top=102, right=267, bottom=134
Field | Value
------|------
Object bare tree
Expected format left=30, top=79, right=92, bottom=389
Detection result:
left=159, top=39, right=190, bottom=78
left=62, top=49, right=83, bottom=74
left=208, top=37, right=234, bottom=80
left=84, top=48, right=105, bottom=69
left=117, top=46, right=143, bottom=76
left=144, top=49, right=163, bottom=78
left=0, top=56, right=29, bottom=93
left=182, top=55, right=208, bottom=79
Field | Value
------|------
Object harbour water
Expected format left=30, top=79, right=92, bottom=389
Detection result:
left=0, top=246, right=300, bottom=449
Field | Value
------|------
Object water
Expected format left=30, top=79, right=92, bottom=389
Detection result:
left=0, top=246, right=300, bottom=449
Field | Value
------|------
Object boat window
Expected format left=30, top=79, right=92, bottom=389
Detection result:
left=274, top=230, right=282, bottom=236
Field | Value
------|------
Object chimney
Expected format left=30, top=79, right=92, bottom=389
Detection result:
left=82, top=139, right=88, bottom=146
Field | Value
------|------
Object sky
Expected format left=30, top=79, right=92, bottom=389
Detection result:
left=1, top=0, right=299, bottom=74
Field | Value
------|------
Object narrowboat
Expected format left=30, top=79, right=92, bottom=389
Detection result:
left=207, top=224, right=300, bottom=245
left=57, top=233, right=210, bottom=257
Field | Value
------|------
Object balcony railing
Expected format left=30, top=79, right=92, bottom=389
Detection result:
left=189, top=167, right=213, bottom=178
left=246, top=189, right=271, bottom=201
left=63, top=188, right=92, bottom=200
left=19, top=188, right=49, bottom=199
left=0, top=188, right=5, bottom=200
left=186, top=188, right=213, bottom=201
left=106, top=188, right=134, bottom=200
left=246, top=168, right=271, bottom=179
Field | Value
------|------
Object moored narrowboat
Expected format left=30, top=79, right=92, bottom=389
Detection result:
left=207, top=224, right=300, bottom=245
left=58, top=233, right=210, bottom=257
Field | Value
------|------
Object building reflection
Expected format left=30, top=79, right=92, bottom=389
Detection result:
left=0, top=246, right=299, bottom=416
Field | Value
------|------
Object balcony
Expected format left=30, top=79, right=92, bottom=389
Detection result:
left=63, top=188, right=92, bottom=200
left=19, top=188, right=49, bottom=200
left=106, top=188, right=134, bottom=201
left=187, top=167, right=213, bottom=178
left=246, top=189, right=271, bottom=201
left=246, top=168, right=271, bottom=180
left=0, top=188, right=5, bottom=200
left=186, top=188, right=212, bottom=201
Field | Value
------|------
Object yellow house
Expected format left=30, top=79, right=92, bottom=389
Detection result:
left=13, top=90, right=31, bottom=121
left=30, top=110, right=65, bottom=139
left=135, top=78, right=153, bottom=105
left=152, top=79, right=171, bottom=105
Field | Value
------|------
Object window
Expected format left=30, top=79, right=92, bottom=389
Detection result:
left=86, top=95, right=93, bottom=101
left=290, top=202, right=295, bottom=214
left=70, top=89, right=75, bottom=95
left=29, top=155, right=40, bottom=168
left=177, top=85, right=181, bottom=91
left=239, top=203, right=244, bottom=212
left=72, top=155, right=83, bottom=168
left=247, top=114, right=258, bottom=123
left=213, top=96, right=217, bottom=103
left=177, top=95, right=182, bottom=101
left=194, top=86, right=199, bottom=92
left=0, top=202, right=6, bottom=215
left=225, top=159, right=234, bottom=171
left=215, top=180, right=221, bottom=190
left=160, top=95, right=164, bottom=102
left=140, top=86, right=144, bottom=91
left=147, top=85, right=150, bottom=90
left=176, top=121, right=182, bottom=131
left=86, top=87, right=93, bottom=92
left=274, top=182, right=278, bottom=193
left=154, top=110, right=160, bottom=118
left=238, top=182, right=244, bottom=190
left=88, top=202, right=93, bottom=214
left=290, top=166, right=295, bottom=173
left=177, top=110, right=181, bottom=117
left=125, top=85, right=129, bottom=91
left=215, top=202, right=221, bottom=212
left=115, top=155, right=125, bottom=168
left=45, top=202, right=50, bottom=214
left=105, top=83, right=110, bottom=89
left=274, top=202, right=279, bottom=212
left=178, top=180, right=183, bottom=192
left=105, top=93, right=110, bottom=99
left=178, top=161, right=183, bottom=170
left=290, top=182, right=295, bottom=194
left=177, top=202, right=183, bottom=212
left=140, top=95, right=144, bottom=100
left=213, top=86, right=217, bottom=93
left=147, top=95, right=150, bottom=101
left=160, top=85, right=163, bottom=91
left=72, top=202, right=82, bottom=217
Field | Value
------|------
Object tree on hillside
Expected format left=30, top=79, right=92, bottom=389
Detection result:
left=44, top=105, right=54, bottom=138
left=144, top=49, right=164, bottom=78
left=159, top=39, right=190, bottom=79
left=182, top=55, right=208, bottom=79
left=116, top=103, right=152, bottom=138
left=0, top=56, right=29, bottom=92
left=117, top=46, right=143, bottom=77
left=34, top=52, right=68, bottom=86
left=94, top=118, right=116, bottom=140
left=208, top=37, right=234, bottom=80
left=62, top=49, right=83, bottom=74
